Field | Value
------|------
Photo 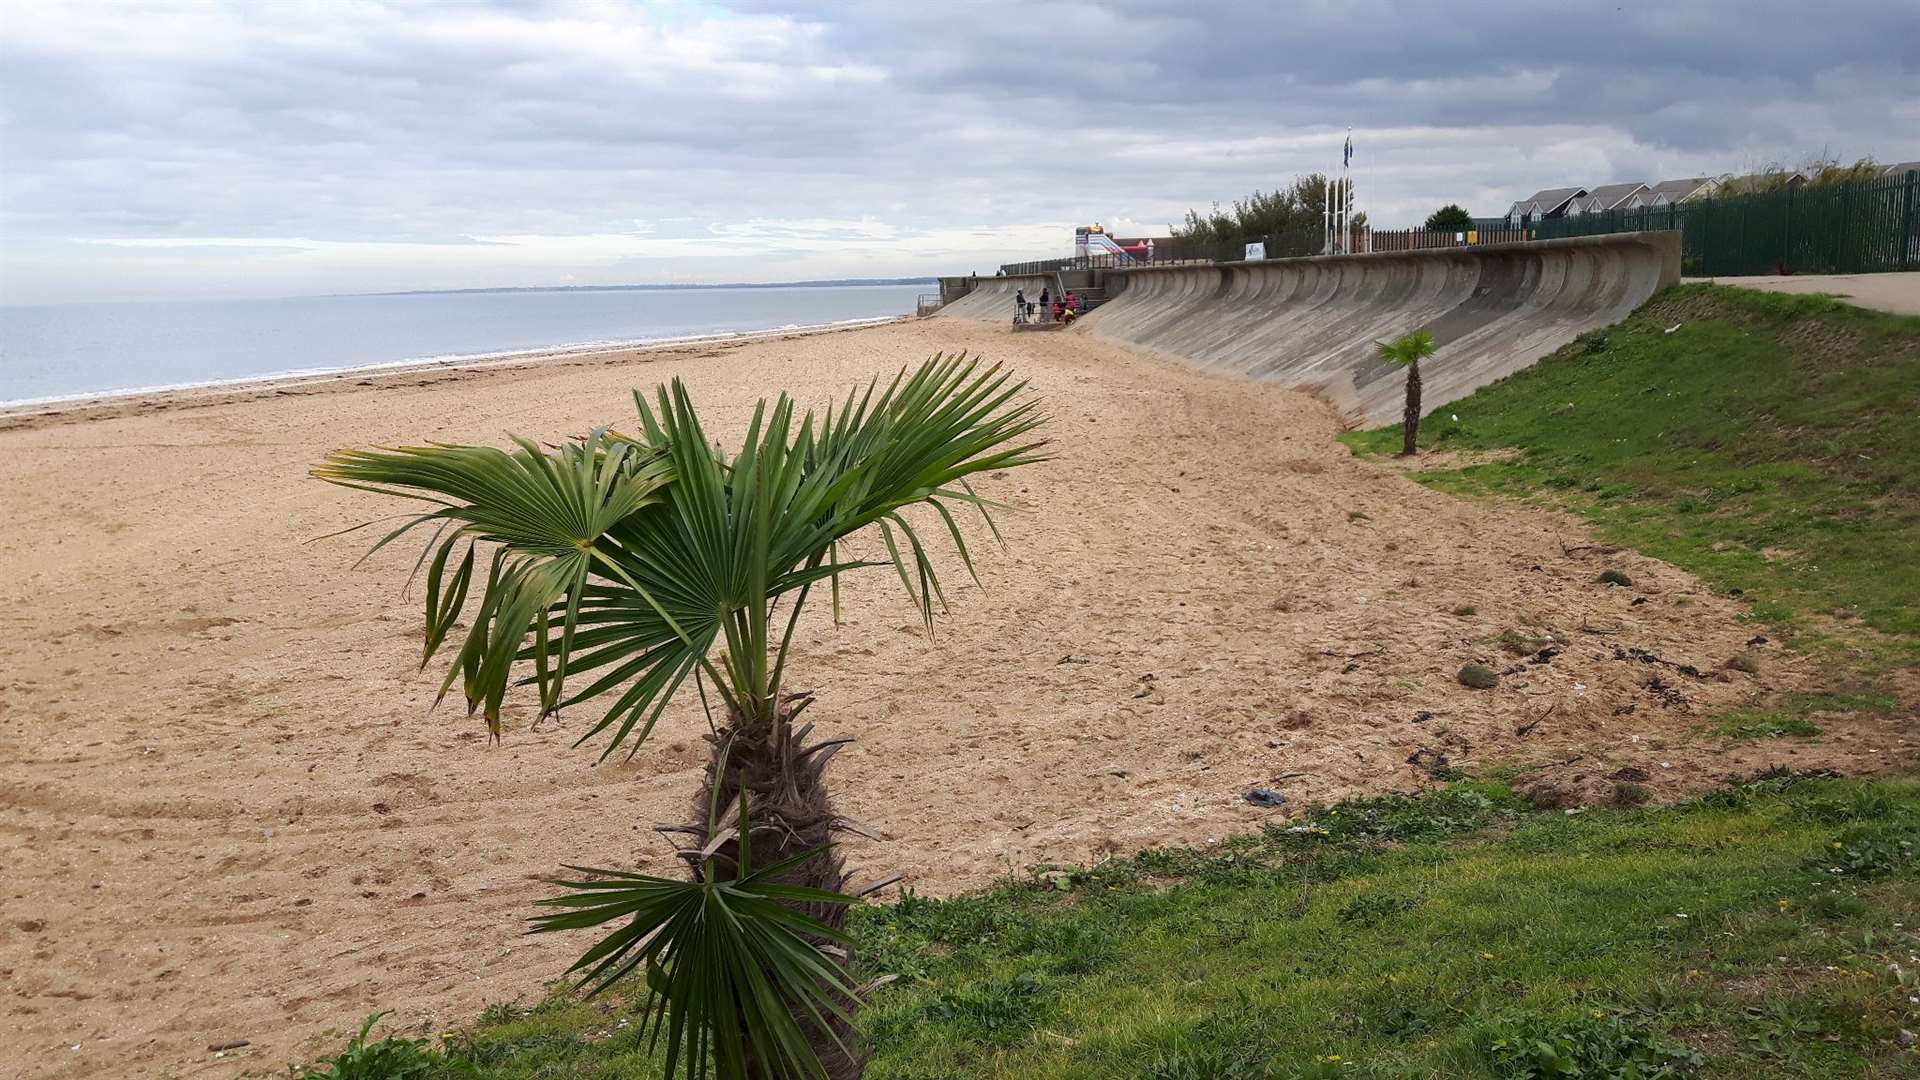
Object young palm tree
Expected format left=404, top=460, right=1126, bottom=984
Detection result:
left=314, top=354, right=1046, bottom=1079
left=1374, top=329, right=1437, bottom=456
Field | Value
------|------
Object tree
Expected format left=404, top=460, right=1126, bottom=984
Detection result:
left=315, top=354, right=1047, bottom=1078
left=1169, top=173, right=1363, bottom=252
left=1424, top=204, right=1473, bottom=232
left=1374, top=329, right=1437, bottom=456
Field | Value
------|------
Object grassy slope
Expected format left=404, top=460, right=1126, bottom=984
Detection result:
left=296, top=283, right=1920, bottom=1079
left=302, top=777, right=1920, bottom=1078
left=1343, top=284, right=1920, bottom=674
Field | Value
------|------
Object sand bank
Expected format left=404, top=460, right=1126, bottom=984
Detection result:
left=1, top=318, right=1909, bottom=1078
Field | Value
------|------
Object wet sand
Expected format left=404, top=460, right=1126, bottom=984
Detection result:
left=2, top=317, right=1911, bottom=1077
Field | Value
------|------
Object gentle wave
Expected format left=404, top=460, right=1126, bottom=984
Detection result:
left=0, top=314, right=905, bottom=410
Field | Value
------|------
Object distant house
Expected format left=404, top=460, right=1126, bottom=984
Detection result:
left=1567, top=182, right=1652, bottom=216
left=1650, top=177, right=1716, bottom=203
left=1505, top=186, right=1586, bottom=226
left=1485, top=165, right=1900, bottom=231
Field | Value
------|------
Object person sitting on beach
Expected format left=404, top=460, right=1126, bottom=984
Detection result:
left=1064, top=290, right=1078, bottom=313
left=1050, top=300, right=1064, bottom=322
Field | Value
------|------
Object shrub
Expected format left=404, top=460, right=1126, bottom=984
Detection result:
left=1481, top=1006, right=1703, bottom=1078
left=297, top=1013, right=448, bottom=1080
left=1458, top=663, right=1500, bottom=689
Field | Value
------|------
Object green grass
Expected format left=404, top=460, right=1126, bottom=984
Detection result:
left=1711, top=713, right=1825, bottom=740
left=300, top=776, right=1920, bottom=1078
left=293, top=283, right=1920, bottom=1079
left=1709, top=691, right=1902, bottom=741
left=1341, top=285, right=1920, bottom=670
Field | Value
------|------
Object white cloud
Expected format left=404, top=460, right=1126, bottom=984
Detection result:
left=2, top=0, right=1916, bottom=302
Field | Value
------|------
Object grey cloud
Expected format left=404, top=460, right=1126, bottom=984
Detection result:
left=740, top=1, right=1917, bottom=147
left=2, top=0, right=1917, bottom=302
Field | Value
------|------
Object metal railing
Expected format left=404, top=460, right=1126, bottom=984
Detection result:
left=1533, top=172, right=1919, bottom=276
left=1368, top=226, right=1531, bottom=252
left=915, top=293, right=944, bottom=317
left=997, top=257, right=1077, bottom=276
left=994, top=173, right=1918, bottom=278
left=997, top=225, right=1336, bottom=275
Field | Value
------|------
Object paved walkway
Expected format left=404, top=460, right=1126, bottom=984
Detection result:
left=1697, top=272, right=1920, bottom=316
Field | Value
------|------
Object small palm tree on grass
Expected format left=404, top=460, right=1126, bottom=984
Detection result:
left=1374, top=328, right=1436, bottom=456
left=314, top=354, right=1046, bottom=1079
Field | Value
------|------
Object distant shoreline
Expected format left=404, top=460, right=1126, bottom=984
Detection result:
left=0, top=278, right=940, bottom=310
left=362, top=277, right=938, bottom=298
left=0, top=314, right=913, bottom=426
left=3, top=282, right=930, bottom=406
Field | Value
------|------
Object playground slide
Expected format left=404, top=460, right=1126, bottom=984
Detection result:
left=1082, top=233, right=1141, bottom=264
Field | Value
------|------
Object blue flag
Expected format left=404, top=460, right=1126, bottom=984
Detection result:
left=1343, top=132, right=1352, bottom=168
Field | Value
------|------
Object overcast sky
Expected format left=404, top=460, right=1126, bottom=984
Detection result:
left=3, top=0, right=1916, bottom=303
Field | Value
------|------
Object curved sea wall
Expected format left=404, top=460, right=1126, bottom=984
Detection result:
left=1072, top=233, right=1680, bottom=425
left=937, top=274, right=1057, bottom=320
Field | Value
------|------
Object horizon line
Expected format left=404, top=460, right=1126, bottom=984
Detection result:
left=362, top=276, right=939, bottom=298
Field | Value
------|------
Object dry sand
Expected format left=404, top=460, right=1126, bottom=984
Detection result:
left=2, top=318, right=1913, bottom=1078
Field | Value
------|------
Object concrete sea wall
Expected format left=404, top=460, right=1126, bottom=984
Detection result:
left=949, top=233, right=1680, bottom=426
left=936, top=274, right=1058, bottom=320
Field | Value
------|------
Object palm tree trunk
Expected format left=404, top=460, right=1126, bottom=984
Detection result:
left=695, top=693, right=863, bottom=1080
left=1401, top=359, right=1422, bottom=457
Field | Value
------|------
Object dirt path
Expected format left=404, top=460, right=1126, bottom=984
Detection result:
left=1697, top=271, right=1920, bottom=315
left=1, top=319, right=1910, bottom=1078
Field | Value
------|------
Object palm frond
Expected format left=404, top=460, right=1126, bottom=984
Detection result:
left=530, top=800, right=858, bottom=1080
left=313, top=429, right=676, bottom=736
left=316, top=353, right=1046, bottom=751
left=1374, top=328, right=1437, bottom=367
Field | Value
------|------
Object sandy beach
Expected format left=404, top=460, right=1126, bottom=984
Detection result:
left=2, top=317, right=1911, bottom=1078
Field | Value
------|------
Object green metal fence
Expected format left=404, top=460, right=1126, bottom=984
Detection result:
left=1534, top=172, right=1919, bottom=277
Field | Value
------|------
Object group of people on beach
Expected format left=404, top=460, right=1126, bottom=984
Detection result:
left=1013, top=286, right=1079, bottom=326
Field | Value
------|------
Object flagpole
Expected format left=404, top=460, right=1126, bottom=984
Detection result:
left=1339, top=126, right=1351, bottom=254
left=1342, top=126, right=1354, bottom=254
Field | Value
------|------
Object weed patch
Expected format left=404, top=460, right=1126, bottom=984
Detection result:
left=1342, top=284, right=1920, bottom=731
left=304, top=776, right=1920, bottom=1078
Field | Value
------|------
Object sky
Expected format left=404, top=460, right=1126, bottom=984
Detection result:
left=2, top=0, right=1916, bottom=304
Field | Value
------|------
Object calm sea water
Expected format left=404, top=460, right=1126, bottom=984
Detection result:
left=0, top=284, right=927, bottom=405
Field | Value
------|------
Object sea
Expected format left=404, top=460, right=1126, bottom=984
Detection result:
left=0, top=282, right=929, bottom=406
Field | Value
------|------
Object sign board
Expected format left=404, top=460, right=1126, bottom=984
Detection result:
left=1244, top=241, right=1266, bottom=261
